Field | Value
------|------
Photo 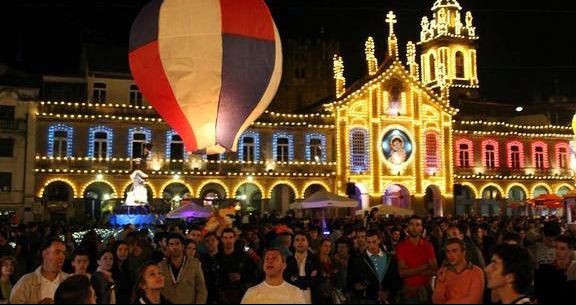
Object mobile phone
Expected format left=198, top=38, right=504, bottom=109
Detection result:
left=244, top=245, right=251, bottom=252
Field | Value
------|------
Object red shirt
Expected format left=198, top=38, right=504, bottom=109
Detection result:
left=396, top=238, right=436, bottom=288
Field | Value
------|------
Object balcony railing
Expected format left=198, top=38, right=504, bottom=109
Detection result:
left=455, top=166, right=574, bottom=178
left=35, top=157, right=336, bottom=176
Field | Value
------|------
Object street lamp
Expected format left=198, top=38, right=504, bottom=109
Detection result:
left=515, top=106, right=524, bottom=112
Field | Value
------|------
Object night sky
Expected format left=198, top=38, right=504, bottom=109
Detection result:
left=1, top=0, right=575, bottom=104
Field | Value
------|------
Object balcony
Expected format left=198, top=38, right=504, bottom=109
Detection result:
left=34, top=156, right=337, bottom=177
left=37, top=101, right=160, bottom=121
left=455, top=166, right=574, bottom=180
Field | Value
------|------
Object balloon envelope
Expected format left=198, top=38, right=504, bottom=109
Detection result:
left=129, top=0, right=282, bottom=153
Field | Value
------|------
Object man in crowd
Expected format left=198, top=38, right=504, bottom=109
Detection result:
left=534, top=235, right=576, bottom=303
left=241, top=248, right=307, bottom=304
left=218, top=228, right=257, bottom=304
left=396, top=216, right=437, bottom=304
left=531, top=222, right=561, bottom=268
left=350, top=229, right=400, bottom=304
left=70, top=249, right=91, bottom=277
left=433, top=238, right=485, bottom=304
left=285, top=232, right=322, bottom=304
left=10, top=238, right=69, bottom=304
left=486, top=244, right=535, bottom=304
left=442, top=225, right=486, bottom=268
left=159, top=233, right=207, bottom=304
left=200, top=232, right=222, bottom=304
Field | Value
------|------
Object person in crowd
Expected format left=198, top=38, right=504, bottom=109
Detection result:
left=441, top=225, right=486, bottom=268
left=218, top=228, right=257, bottom=304
left=502, top=232, right=523, bottom=246
left=187, top=226, right=206, bottom=255
left=112, top=240, right=133, bottom=304
left=486, top=244, right=535, bottom=304
left=285, top=232, right=322, bottom=304
left=309, top=227, right=322, bottom=253
left=0, top=256, right=16, bottom=303
left=317, top=239, right=336, bottom=302
left=384, top=228, right=402, bottom=255
left=91, top=249, right=116, bottom=304
left=396, top=216, right=437, bottom=304
left=186, top=239, right=198, bottom=259
left=349, top=230, right=400, bottom=304
left=54, top=275, right=96, bottom=304
left=132, top=262, right=171, bottom=304
left=10, top=238, right=70, bottom=304
left=433, top=238, right=485, bottom=304
left=353, top=228, right=368, bottom=257
left=472, top=223, right=496, bottom=265
left=332, top=238, right=351, bottom=292
left=0, top=232, right=14, bottom=259
left=200, top=232, right=221, bottom=304
left=531, top=222, right=561, bottom=269
left=158, top=233, right=207, bottom=304
left=277, top=232, right=294, bottom=258
left=534, top=235, right=576, bottom=303
left=241, top=248, right=307, bottom=304
left=71, top=249, right=91, bottom=278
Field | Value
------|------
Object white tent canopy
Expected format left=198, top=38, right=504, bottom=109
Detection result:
left=292, top=191, right=358, bottom=209
left=166, top=202, right=214, bottom=219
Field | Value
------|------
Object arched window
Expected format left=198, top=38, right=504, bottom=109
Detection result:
left=482, top=140, right=500, bottom=169
left=425, top=132, right=440, bottom=172
left=88, top=126, right=113, bottom=159
left=456, top=139, right=473, bottom=168
left=272, top=132, right=294, bottom=162
left=455, top=51, right=465, bottom=78
left=429, top=53, right=436, bottom=81
left=507, top=142, right=524, bottom=169
left=349, top=129, right=369, bottom=173
left=166, top=130, right=184, bottom=160
left=48, top=124, right=74, bottom=157
left=306, top=133, right=327, bottom=162
left=128, top=127, right=152, bottom=159
left=238, top=131, right=260, bottom=162
left=556, top=143, right=570, bottom=169
left=531, top=142, right=549, bottom=169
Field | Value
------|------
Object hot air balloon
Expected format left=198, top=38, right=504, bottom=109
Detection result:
left=129, top=0, right=282, bottom=154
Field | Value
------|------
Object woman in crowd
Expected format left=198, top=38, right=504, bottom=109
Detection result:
left=91, top=250, right=117, bottom=304
left=132, top=262, right=171, bottom=304
left=0, top=256, right=16, bottom=304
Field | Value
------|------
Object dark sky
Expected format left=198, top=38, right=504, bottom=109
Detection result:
left=1, top=0, right=576, bottom=104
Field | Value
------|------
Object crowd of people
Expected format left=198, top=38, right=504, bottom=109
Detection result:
left=0, top=211, right=575, bottom=304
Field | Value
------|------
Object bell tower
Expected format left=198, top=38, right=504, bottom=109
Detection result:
left=419, top=0, right=479, bottom=101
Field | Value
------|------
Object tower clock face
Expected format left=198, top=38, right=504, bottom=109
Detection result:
left=382, top=129, right=413, bottom=165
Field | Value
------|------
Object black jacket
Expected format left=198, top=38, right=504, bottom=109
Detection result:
left=349, top=252, right=401, bottom=302
left=284, top=252, right=324, bottom=304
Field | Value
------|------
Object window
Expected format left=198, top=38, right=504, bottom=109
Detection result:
left=556, top=144, right=570, bottom=169
left=0, top=173, right=11, bottom=192
left=482, top=140, right=499, bottom=169
left=535, top=147, right=545, bottom=169
left=238, top=131, right=260, bottom=162
left=350, top=129, right=369, bottom=172
left=425, top=132, right=440, bottom=171
left=242, top=137, right=255, bottom=162
left=0, top=139, right=14, bottom=157
left=429, top=54, right=436, bottom=81
left=0, top=106, right=15, bottom=121
left=531, top=142, right=549, bottom=169
left=93, top=132, right=108, bottom=159
left=458, top=144, right=470, bottom=168
left=48, top=124, right=73, bottom=157
left=170, top=135, right=184, bottom=160
left=92, top=83, right=107, bottom=103
left=272, top=133, right=294, bottom=162
left=130, top=85, right=143, bottom=107
left=456, top=139, right=474, bottom=168
left=128, top=127, right=151, bottom=159
left=455, top=51, right=465, bottom=78
left=276, top=138, right=289, bottom=162
left=507, top=142, right=524, bottom=169
left=510, top=146, right=521, bottom=169
left=88, top=126, right=113, bottom=159
left=306, top=133, right=327, bottom=162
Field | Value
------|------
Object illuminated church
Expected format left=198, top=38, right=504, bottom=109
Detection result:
left=2, top=0, right=572, bottom=219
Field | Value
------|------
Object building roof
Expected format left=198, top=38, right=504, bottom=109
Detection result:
left=82, top=44, right=131, bottom=75
left=0, top=64, right=42, bottom=88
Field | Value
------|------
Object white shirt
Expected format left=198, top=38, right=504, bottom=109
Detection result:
left=295, top=252, right=312, bottom=304
left=241, top=281, right=308, bottom=304
left=40, top=273, right=66, bottom=301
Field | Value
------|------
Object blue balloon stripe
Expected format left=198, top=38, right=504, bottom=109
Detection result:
left=129, top=0, right=162, bottom=52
